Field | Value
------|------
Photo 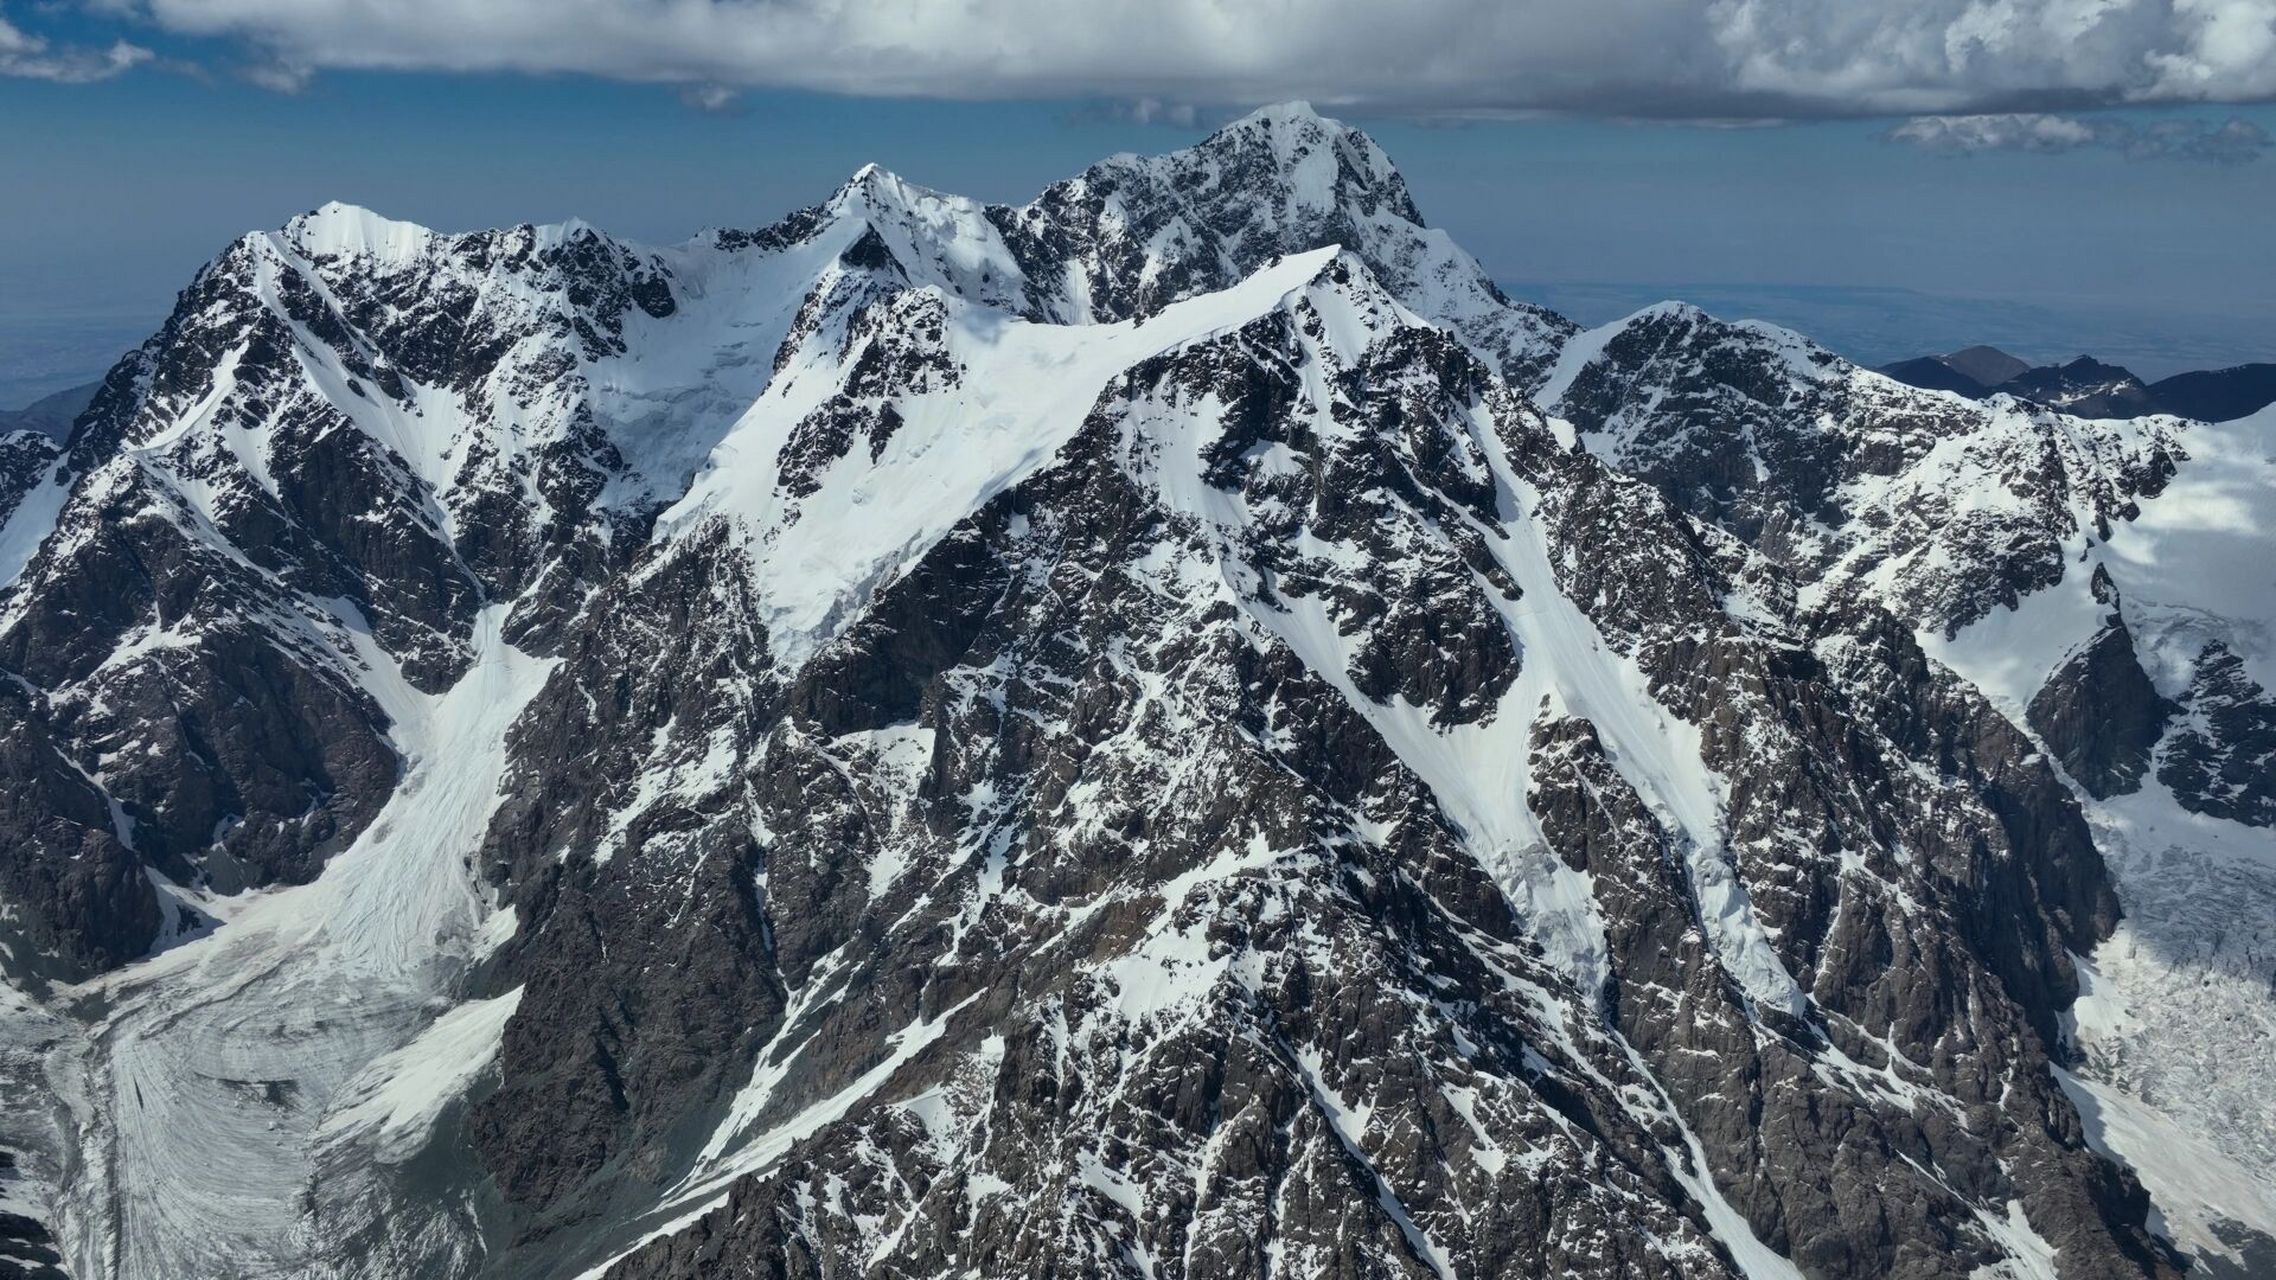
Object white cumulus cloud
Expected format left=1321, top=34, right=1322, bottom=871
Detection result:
left=33, top=0, right=2276, bottom=120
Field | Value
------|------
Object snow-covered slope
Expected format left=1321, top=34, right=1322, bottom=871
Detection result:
left=655, top=246, right=1353, bottom=669
left=1928, top=406, right=2276, bottom=1277
left=0, top=104, right=2266, bottom=1280
left=1545, top=302, right=2276, bottom=1276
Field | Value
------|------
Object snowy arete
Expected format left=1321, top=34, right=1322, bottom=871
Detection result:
left=0, top=103, right=2269, bottom=1280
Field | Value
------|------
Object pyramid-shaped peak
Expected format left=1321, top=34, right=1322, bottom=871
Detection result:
left=1168, top=100, right=1413, bottom=219
left=830, top=161, right=981, bottom=218
left=839, top=160, right=897, bottom=192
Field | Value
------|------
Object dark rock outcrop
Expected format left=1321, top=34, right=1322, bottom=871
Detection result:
left=2159, top=643, right=2276, bottom=827
left=2028, top=570, right=2175, bottom=798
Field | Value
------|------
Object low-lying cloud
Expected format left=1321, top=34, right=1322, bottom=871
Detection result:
left=24, top=0, right=2276, bottom=122
left=1888, top=112, right=2274, bottom=162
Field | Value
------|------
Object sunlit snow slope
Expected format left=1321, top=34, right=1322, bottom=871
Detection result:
left=0, top=104, right=2266, bottom=1280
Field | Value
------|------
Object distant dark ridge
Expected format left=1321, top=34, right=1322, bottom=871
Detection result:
left=1878, top=355, right=1986, bottom=396
left=1940, top=344, right=2030, bottom=386
left=0, top=380, right=100, bottom=440
left=2148, top=363, right=2276, bottom=423
left=2001, top=356, right=2160, bottom=419
left=1878, top=351, right=2276, bottom=422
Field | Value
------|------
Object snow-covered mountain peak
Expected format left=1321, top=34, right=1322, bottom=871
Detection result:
left=821, top=161, right=1034, bottom=312
left=652, top=244, right=1361, bottom=672
left=1180, top=99, right=1416, bottom=221
left=1229, top=97, right=1332, bottom=127
left=993, top=101, right=1573, bottom=384
left=272, top=201, right=627, bottom=277
left=830, top=160, right=968, bottom=219
left=1540, top=297, right=2194, bottom=645
left=1058, top=101, right=1424, bottom=278
left=7, top=105, right=2274, bottom=1280
left=280, top=200, right=439, bottom=264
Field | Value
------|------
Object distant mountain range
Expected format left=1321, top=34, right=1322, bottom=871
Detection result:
left=1880, top=346, right=2276, bottom=421
left=0, top=380, right=99, bottom=439
left=1504, top=280, right=2276, bottom=388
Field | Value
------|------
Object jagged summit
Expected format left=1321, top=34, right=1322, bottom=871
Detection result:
left=278, top=199, right=623, bottom=264
left=0, top=105, right=2270, bottom=1280
left=230, top=101, right=1538, bottom=380
left=1181, top=98, right=1416, bottom=216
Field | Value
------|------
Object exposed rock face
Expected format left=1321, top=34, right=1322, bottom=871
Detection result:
left=1001, top=104, right=1578, bottom=385
left=574, top=266, right=2155, bottom=1280
left=2158, top=643, right=2276, bottom=827
left=0, top=680, right=154, bottom=982
left=1542, top=303, right=2185, bottom=637
left=0, top=433, right=60, bottom=530
left=506, top=261, right=2158, bottom=1279
left=0, top=1154, right=69, bottom=1280
left=2028, top=570, right=2175, bottom=799
left=1, top=103, right=2265, bottom=1280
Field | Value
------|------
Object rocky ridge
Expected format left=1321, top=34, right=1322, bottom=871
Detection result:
left=0, top=104, right=2268, bottom=1280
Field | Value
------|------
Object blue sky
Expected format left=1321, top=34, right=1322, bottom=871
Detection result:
left=6, top=1, right=2276, bottom=403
